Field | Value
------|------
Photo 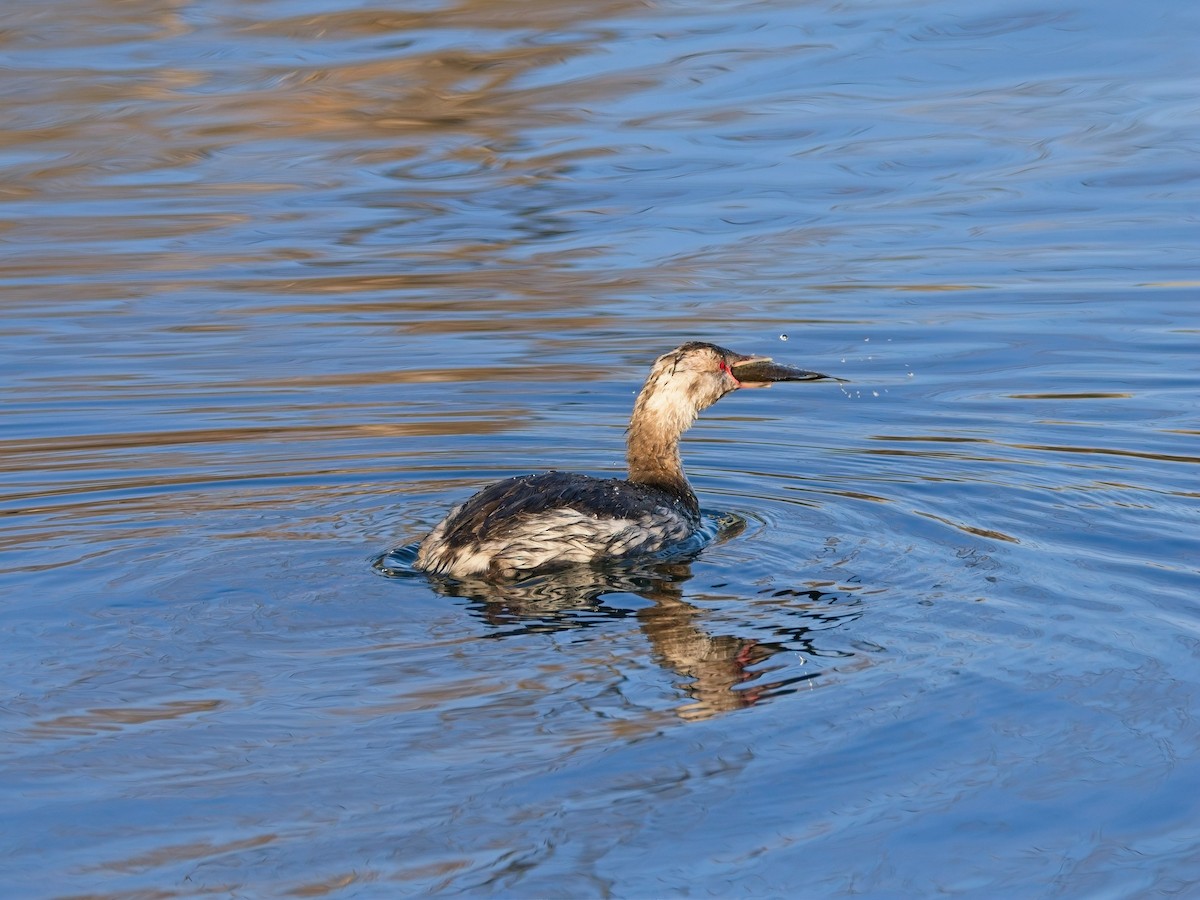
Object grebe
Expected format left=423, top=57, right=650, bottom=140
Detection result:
left=414, top=341, right=836, bottom=580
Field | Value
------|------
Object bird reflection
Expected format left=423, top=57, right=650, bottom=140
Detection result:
left=376, top=534, right=851, bottom=720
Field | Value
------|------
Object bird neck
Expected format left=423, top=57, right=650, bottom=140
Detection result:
left=625, top=385, right=701, bottom=515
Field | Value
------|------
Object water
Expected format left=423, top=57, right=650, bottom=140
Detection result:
left=3, top=0, right=1198, bottom=895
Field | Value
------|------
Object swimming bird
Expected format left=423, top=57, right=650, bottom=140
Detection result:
left=414, top=341, right=836, bottom=580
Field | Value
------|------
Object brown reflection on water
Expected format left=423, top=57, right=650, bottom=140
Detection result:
left=26, top=698, right=225, bottom=739
left=1012, top=443, right=1200, bottom=465
left=2, top=421, right=500, bottom=459
left=0, top=0, right=679, bottom=351
left=222, top=0, right=661, bottom=152
left=637, top=589, right=781, bottom=721
left=915, top=510, right=1019, bottom=544
left=84, top=833, right=278, bottom=879
left=413, top=548, right=837, bottom=721
left=868, top=433, right=1200, bottom=466
left=4, top=0, right=651, bottom=161
left=1007, top=392, right=1134, bottom=400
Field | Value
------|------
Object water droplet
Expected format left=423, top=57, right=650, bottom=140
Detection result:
left=872, top=391, right=879, bottom=397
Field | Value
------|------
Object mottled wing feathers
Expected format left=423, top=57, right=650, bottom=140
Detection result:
left=436, top=472, right=688, bottom=550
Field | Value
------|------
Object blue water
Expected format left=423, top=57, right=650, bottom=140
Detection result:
left=2, top=0, right=1198, bottom=895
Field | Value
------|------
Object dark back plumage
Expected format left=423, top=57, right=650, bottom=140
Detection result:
left=435, top=471, right=697, bottom=552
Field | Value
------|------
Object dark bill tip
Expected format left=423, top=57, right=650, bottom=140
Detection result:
left=731, top=358, right=847, bottom=384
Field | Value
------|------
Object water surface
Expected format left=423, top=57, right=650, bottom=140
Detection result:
left=2, top=0, right=1199, bottom=895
